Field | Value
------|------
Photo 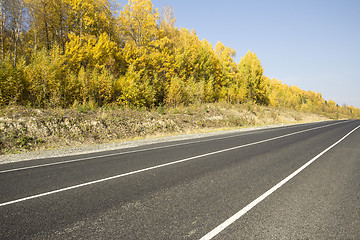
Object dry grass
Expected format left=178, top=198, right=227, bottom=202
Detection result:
left=0, top=103, right=330, bottom=154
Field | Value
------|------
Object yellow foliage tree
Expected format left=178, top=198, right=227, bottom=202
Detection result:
left=117, top=64, right=155, bottom=107
left=118, top=0, right=159, bottom=47
left=238, top=50, right=268, bottom=104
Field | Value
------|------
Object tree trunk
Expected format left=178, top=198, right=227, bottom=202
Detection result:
left=13, top=2, right=23, bottom=66
left=34, top=27, right=37, bottom=52
left=59, top=1, right=65, bottom=54
left=0, top=0, right=4, bottom=59
left=42, top=3, right=50, bottom=51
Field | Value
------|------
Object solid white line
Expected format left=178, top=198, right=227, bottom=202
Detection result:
left=0, top=121, right=331, bottom=174
left=199, top=124, right=360, bottom=240
left=0, top=121, right=348, bottom=207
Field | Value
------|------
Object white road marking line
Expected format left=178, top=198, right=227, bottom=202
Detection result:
left=0, top=121, right=348, bottom=207
left=0, top=121, right=328, bottom=174
left=199, top=124, right=360, bottom=240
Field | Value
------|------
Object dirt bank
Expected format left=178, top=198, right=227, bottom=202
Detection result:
left=0, top=103, right=330, bottom=155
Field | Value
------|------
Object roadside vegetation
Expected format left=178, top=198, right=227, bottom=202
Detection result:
left=0, top=103, right=331, bottom=154
left=0, top=0, right=358, bottom=153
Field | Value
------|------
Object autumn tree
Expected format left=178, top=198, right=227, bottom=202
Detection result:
left=118, top=0, right=159, bottom=47
left=25, top=0, right=60, bottom=52
left=26, top=0, right=71, bottom=53
left=160, top=4, right=176, bottom=40
left=215, top=41, right=237, bottom=101
left=0, top=0, right=358, bottom=119
left=117, top=0, right=160, bottom=74
left=3, top=0, right=27, bottom=66
left=65, top=0, right=118, bottom=72
left=238, top=50, right=268, bottom=104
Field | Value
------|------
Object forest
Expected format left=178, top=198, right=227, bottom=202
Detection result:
left=0, top=0, right=359, bottom=118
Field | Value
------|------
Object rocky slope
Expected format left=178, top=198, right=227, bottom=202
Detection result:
left=0, top=103, right=329, bottom=154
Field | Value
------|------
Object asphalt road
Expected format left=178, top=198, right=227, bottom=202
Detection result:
left=0, top=120, right=359, bottom=239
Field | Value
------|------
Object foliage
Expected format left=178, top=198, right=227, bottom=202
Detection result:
left=238, top=50, right=268, bottom=104
left=0, top=58, right=25, bottom=106
left=0, top=0, right=358, bottom=119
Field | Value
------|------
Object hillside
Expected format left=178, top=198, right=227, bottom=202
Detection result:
left=0, top=103, right=331, bottom=154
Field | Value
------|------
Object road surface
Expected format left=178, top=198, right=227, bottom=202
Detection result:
left=0, top=120, right=359, bottom=239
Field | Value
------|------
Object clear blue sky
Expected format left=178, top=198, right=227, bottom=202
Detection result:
left=117, top=0, right=360, bottom=108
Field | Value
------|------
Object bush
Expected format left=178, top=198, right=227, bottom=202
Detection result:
left=0, top=59, right=25, bottom=106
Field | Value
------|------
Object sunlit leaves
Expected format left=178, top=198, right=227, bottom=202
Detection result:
left=0, top=0, right=358, bottom=119
left=118, top=0, right=159, bottom=47
left=238, top=50, right=268, bottom=104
